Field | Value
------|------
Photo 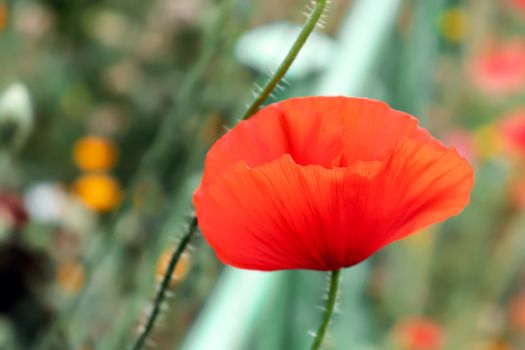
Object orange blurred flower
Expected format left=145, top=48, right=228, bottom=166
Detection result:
left=56, top=260, right=85, bottom=295
left=508, top=177, right=525, bottom=208
left=473, top=340, right=514, bottom=350
left=76, top=347, right=92, bottom=350
left=155, top=250, right=191, bottom=287
left=393, top=317, right=444, bottom=350
left=73, top=174, right=122, bottom=212
left=73, top=136, right=117, bottom=171
left=508, top=293, right=525, bottom=331
left=0, top=4, right=7, bottom=32
left=469, top=40, right=525, bottom=96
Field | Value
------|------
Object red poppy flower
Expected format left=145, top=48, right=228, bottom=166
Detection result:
left=0, top=192, right=28, bottom=230
left=509, top=293, right=525, bottom=331
left=469, top=40, right=525, bottom=96
left=193, top=97, right=474, bottom=271
left=509, top=0, right=525, bottom=17
left=499, top=108, right=525, bottom=155
left=393, top=317, right=444, bottom=350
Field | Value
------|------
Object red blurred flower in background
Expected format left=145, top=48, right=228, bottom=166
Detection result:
left=194, top=97, right=474, bottom=271
left=393, top=317, right=444, bottom=350
left=498, top=108, right=525, bottom=156
left=0, top=192, right=28, bottom=230
left=508, top=293, right=525, bottom=332
left=509, top=0, right=525, bottom=17
left=469, top=40, right=525, bottom=96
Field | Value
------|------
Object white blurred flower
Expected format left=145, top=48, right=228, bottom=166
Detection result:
left=0, top=82, right=33, bottom=150
left=24, top=182, right=66, bottom=224
left=24, top=182, right=97, bottom=235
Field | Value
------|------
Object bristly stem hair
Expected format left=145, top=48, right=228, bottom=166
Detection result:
left=241, top=0, right=329, bottom=120
left=131, top=216, right=198, bottom=350
left=309, top=269, right=341, bottom=350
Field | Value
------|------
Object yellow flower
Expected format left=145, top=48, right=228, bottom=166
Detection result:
left=439, top=7, right=467, bottom=43
left=473, top=124, right=504, bottom=160
left=73, top=174, right=122, bottom=212
left=155, top=250, right=191, bottom=287
left=73, top=136, right=117, bottom=171
left=56, top=260, right=85, bottom=295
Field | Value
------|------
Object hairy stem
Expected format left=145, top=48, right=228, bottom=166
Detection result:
left=241, top=0, right=328, bottom=120
left=310, top=269, right=341, bottom=350
left=131, top=216, right=198, bottom=350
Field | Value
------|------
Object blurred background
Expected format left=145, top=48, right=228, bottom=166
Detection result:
left=1, top=0, right=525, bottom=349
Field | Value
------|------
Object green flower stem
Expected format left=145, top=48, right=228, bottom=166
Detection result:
left=241, top=0, right=328, bottom=120
left=131, top=216, right=198, bottom=350
left=310, top=269, right=341, bottom=350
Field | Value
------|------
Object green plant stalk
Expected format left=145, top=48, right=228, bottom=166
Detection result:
left=241, top=0, right=328, bottom=120
left=310, top=269, right=341, bottom=350
left=131, top=216, right=198, bottom=350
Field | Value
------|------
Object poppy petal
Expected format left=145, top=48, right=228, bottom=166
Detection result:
left=201, top=97, right=443, bottom=189
left=278, top=96, right=443, bottom=165
left=352, top=139, right=474, bottom=256
left=378, top=139, right=475, bottom=243
left=195, top=154, right=384, bottom=270
left=201, top=98, right=346, bottom=189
